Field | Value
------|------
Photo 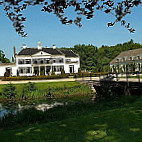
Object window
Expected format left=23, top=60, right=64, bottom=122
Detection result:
left=53, top=59, right=56, bottom=63
left=26, top=67, right=31, bottom=73
left=34, top=60, right=37, bottom=64
left=59, top=58, right=64, bottom=63
left=20, top=69, right=23, bottom=73
left=52, top=66, right=64, bottom=72
left=18, top=59, right=24, bottom=64
left=60, top=66, right=64, bottom=71
left=137, top=56, right=140, bottom=60
left=66, top=59, right=71, bottom=63
left=129, top=57, right=132, bottom=60
left=25, top=59, right=31, bottom=64
left=46, top=60, right=50, bottom=64
left=40, top=60, right=44, bottom=64
left=116, top=59, right=119, bottom=62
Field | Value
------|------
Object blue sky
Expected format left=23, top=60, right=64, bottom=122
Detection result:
left=0, top=4, right=142, bottom=59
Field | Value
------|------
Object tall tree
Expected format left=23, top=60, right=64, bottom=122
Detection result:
left=61, top=40, right=142, bottom=72
left=0, top=50, right=10, bottom=63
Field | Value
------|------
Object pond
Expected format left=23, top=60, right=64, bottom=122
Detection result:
left=0, top=96, right=91, bottom=119
left=0, top=99, right=68, bottom=119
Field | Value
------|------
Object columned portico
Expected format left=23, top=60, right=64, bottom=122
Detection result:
left=45, top=66, right=47, bottom=76
left=39, top=66, right=41, bottom=76
left=0, top=43, right=80, bottom=77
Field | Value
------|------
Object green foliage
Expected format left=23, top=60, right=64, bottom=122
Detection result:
left=25, top=82, right=36, bottom=92
left=0, top=95, right=141, bottom=142
left=1, top=74, right=69, bottom=81
left=0, top=50, right=10, bottom=63
left=61, top=69, right=65, bottom=75
left=61, top=40, right=142, bottom=72
left=4, top=71, right=9, bottom=77
left=51, top=71, right=55, bottom=75
left=0, top=81, right=91, bottom=100
left=78, top=68, right=82, bottom=75
left=40, top=70, right=45, bottom=76
left=2, top=83, right=16, bottom=99
left=21, top=82, right=37, bottom=99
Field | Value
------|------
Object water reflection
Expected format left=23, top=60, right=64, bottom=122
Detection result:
left=0, top=99, right=67, bottom=119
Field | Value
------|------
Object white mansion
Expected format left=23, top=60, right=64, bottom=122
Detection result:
left=110, top=48, right=142, bottom=73
left=0, top=42, right=80, bottom=77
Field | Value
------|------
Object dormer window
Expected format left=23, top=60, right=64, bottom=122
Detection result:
left=34, top=60, right=37, bottom=64
left=53, top=59, right=56, bottom=63
left=137, top=56, right=140, bottom=60
left=116, top=59, right=119, bottom=62
left=40, top=60, right=43, bottom=64
left=129, top=57, right=132, bottom=60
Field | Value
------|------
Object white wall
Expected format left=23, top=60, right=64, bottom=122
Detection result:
left=0, top=66, right=6, bottom=76
left=64, top=57, right=80, bottom=73
left=0, top=54, right=80, bottom=77
left=12, top=66, right=17, bottom=76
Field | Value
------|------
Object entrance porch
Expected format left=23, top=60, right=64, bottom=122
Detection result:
left=33, top=66, right=51, bottom=76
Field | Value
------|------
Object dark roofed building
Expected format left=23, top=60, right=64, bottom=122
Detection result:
left=0, top=42, right=80, bottom=77
left=110, top=48, right=142, bottom=73
left=18, top=48, right=63, bottom=56
left=60, top=50, right=78, bottom=57
left=18, top=48, right=79, bottom=57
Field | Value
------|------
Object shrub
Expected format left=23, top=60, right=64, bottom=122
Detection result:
left=61, top=69, right=65, bottom=75
left=21, top=82, right=37, bottom=99
left=51, top=71, right=55, bottom=75
left=25, top=82, right=36, bottom=92
left=2, top=83, right=16, bottom=99
left=40, top=71, right=44, bottom=76
left=1, top=74, right=69, bottom=81
left=78, top=68, right=82, bottom=76
left=4, top=71, right=9, bottom=77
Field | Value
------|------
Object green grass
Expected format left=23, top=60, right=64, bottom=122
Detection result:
left=0, top=81, right=91, bottom=99
left=0, top=81, right=79, bottom=92
left=0, top=96, right=142, bottom=142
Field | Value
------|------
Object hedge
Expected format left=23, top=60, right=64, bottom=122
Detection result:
left=1, top=74, right=69, bottom=81
left=73, top=72, right=109, bottom=78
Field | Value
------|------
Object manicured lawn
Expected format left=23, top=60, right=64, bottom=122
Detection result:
left=0, top=96, right=142, bottom=142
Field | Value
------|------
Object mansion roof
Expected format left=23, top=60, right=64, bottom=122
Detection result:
left=18, top=48, right=78, bottom=57
left=59, top=50, right=78, bottom=57
left=110, top=48, right=142, bottom=64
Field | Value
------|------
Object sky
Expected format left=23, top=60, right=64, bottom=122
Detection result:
left=0, top=3, right=142, bottom=59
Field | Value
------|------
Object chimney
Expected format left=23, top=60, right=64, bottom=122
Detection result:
left=22, top=44, right=27, bottom=49
left=53, top=44, right=56, bottom=49
left=37, top=41, right=42, bottom=50
left=13, top=46, right=16, bottom=57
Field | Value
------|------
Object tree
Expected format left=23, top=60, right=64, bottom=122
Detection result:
left=60, top=40, right=142, bottom=72
left=0, top=50, right=10, bottom=63
left=0, top=0, right=141, bottom=37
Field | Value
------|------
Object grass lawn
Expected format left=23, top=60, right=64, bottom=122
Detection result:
left=0, top=81, right=91, bottom=99
left=0, top=81, right=80, bottom=92
left=0, top=96, right=142, bottom=142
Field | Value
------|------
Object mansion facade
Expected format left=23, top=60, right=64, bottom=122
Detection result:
left=110, top=48, right=142, bottom=73
left=0, top=42, right=80, bottom=77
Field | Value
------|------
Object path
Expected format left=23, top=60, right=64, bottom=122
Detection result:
left=0, top=77, right=100, bottom=85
